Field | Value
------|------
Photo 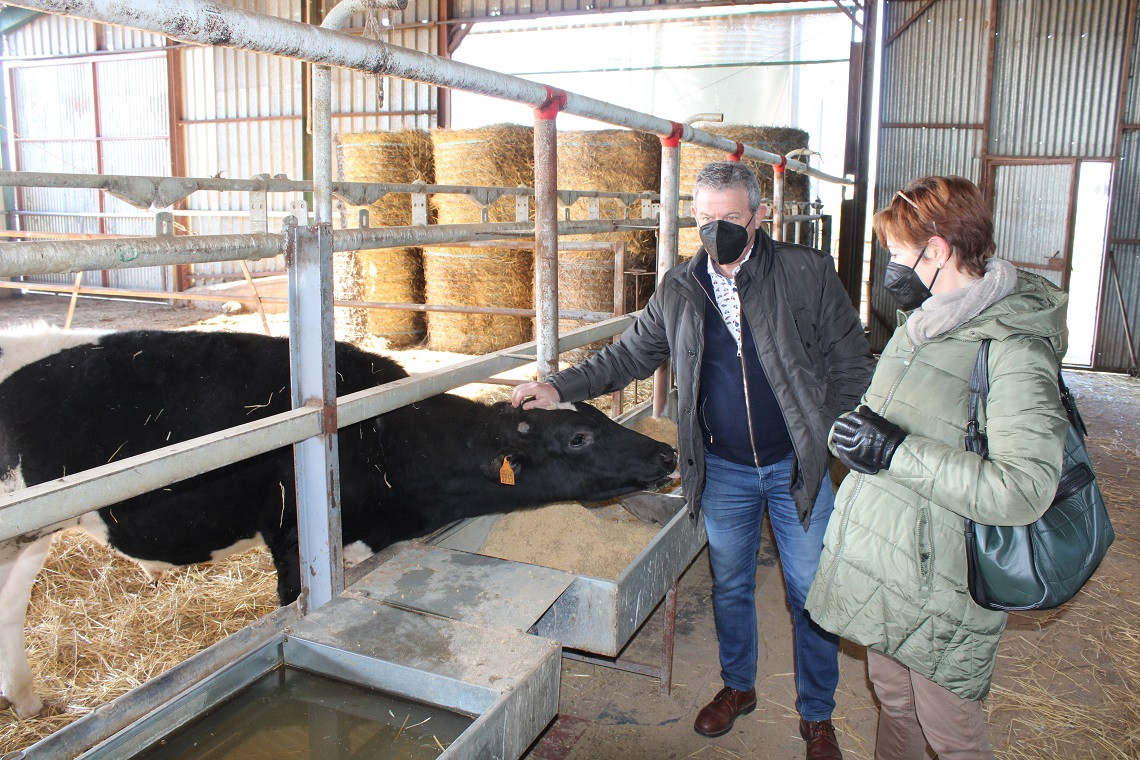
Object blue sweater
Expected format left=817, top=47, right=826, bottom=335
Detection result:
left=695, top=263, right=793, bottom=468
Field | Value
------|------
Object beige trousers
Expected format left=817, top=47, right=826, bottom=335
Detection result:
left=867, top=649, right=995, bottom=760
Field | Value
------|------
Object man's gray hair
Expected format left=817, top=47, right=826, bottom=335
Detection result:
left=693, top=161, right=763, bottom=212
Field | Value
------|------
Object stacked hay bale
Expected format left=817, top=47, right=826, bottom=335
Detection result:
left=336, top=130, right=434, bottom=347
left=426, top=125, right=535, bottom=353
left=679, top=125, right=811, bottom=258
left=556, top=129, right=660, bottom=362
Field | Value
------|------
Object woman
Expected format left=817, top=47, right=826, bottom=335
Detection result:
left=805, top=176, right=1069, bottom=759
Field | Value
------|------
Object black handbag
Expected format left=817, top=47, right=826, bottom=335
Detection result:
left=963, top=339, right=1115, bottom=611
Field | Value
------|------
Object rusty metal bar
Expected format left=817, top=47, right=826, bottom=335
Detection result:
left=533, top=93, right=563, bottom=379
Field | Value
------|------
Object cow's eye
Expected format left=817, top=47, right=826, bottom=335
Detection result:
left=568, top=431, right=592, bottom=449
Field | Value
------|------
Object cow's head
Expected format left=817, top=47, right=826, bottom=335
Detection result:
left=482, top=401, right=677, bottom=503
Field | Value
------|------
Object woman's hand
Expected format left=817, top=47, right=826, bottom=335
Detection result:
left=831, top=405, right=907, bottom=474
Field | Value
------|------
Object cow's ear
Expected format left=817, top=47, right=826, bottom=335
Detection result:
left=483, top=452, right=523, bottom=482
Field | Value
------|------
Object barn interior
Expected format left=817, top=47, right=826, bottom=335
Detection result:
left=0, top=1, right=1137, bottom=758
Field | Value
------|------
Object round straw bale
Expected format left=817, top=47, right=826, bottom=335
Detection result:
left=431, top=124, right=534, bottom=224
left=557, top=246, right=619, bottom=363
left=426, top=125, right=536, bottom=352
left=556, top=130, right=661, bottom=360
left=679, top=125, right=811, bottom=257
left=336, top=130, right=434, bottom=345
left=424, top=246, right=534, bottom=354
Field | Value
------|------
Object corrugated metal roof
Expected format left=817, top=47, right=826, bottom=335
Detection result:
left=880, top=0, right=989, bottom=126
left=989, top=0, right=1130, bottom=158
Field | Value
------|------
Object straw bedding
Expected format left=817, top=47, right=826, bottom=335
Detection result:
left=0, top=531, right=277, bottom=752
left=426, top=125, right=535, bottom=353
left=678, top=125, right=811, bottom=256
left=337, top=130, right=434, bottom=347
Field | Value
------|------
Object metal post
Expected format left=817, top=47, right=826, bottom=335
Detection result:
left=286, top=222, right=342, bottom=614
left=533, top=88, right=565, bottom=380
left=653, top=123, right=683, bottom=417
left=771, top=158, right=786, bottom=243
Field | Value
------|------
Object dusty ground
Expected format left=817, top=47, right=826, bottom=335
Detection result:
left=0, top=290, right=1136, bottom=759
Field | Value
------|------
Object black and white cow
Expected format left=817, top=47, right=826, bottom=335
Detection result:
left=0, top=327, right=676, bottom=718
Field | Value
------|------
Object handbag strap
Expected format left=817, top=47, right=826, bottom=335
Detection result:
left=965, top=340, right=991, bottom=457
left=967, top=338, right=1083, bottom=456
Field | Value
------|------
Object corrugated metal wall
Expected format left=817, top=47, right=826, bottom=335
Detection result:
left=1098, top=2, right=1140, bottom=372
left=872, top=0, right=1138, bottom=371
left=989, top=0, right=1128, bottom=159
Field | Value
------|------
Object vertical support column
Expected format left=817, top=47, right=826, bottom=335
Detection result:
left=771, top=157, right=786, bottom=243
left=312, top=65, right=334, bottom=225
left=653, top=122, right=683, bottom=417
left=286, top=222, right=343, bottom=614
left=533, top=86, right=566, bottom=380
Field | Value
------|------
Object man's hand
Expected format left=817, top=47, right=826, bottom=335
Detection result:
left=830, top=405, right=906, bottom=475
left=511, top=381, right=562, bottom=409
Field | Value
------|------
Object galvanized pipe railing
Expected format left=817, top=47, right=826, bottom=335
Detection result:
left=4, top=0, right=851, bottom=186
left=0, top=218, right=658, bottom=277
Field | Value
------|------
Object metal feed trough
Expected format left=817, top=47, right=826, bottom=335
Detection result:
left=70, top=600, right=561, bottom=760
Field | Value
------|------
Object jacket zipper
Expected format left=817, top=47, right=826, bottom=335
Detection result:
left=823, top=341, right=927, bottom=601
left=692, top=271, right=761, bottom=467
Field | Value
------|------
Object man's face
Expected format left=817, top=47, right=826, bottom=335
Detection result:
left=692, top=186, right=764, bottom=268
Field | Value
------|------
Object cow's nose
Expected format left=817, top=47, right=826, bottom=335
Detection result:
left=660, top=448, right=678, bottom=471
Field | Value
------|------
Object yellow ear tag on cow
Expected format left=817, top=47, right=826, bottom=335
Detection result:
left=499, top=458, right=516, bottom=486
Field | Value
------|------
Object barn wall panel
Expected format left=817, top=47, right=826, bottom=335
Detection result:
left=989, top=0, right=1129, bottom=158
left=880, top=0, right=988, bottom=126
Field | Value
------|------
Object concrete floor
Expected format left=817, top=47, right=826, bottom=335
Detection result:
left=521, top=520, right=880, bottom=760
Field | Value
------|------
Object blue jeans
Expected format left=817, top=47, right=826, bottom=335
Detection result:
left=701, top=450, right=839, bottom=722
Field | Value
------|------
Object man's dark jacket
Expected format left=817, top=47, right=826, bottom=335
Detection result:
left=549, top=230, right=873, bottom=527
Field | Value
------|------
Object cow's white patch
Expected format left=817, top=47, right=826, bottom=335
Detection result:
left=0, top=323, right=108, bottom=385
left=77, top=513, right=265, bottom=580
left=517, top=421, right=531, bottom=434
left=538, top=402, right=577, bottom=412
left=343, top=541, right=373, bottom=568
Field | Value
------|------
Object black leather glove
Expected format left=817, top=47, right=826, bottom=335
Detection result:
left=831, top=405, right=906, bottom=475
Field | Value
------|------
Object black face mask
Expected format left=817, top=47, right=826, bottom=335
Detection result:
left=699, top=217, right=753, bottom=265
left=883, top=247, right=939, bottom=310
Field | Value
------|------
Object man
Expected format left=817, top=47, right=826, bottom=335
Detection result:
left=512, top=161, right=872, bottom=759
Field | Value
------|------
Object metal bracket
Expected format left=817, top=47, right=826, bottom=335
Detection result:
left=154, top=210, right=175, bottom=237
left=357, top=209, right=370, bottom=228
left=587, top=197, right=601, bottom=220
left=250, top=187, right=268, bottom=234
left=515, top=192, right=530, bottom=223
left=469, top=187, right=509, bottom=208
left=412, top=180, right=429, bottom=226
left=289, top=199, right=309, bottom=227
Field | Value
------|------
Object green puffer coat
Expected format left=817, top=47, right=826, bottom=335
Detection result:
left=805, top=271, right=1069, bottom=700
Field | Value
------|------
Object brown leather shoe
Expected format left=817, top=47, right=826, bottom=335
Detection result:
left=693, top=686, right=757, bottom=737
left=800, top=718, right=843, bottom=760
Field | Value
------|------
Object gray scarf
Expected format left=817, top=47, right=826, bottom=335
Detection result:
left=906, top=258, right=1018, bottom=346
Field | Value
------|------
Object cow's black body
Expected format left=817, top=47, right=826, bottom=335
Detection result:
left=0, top=330, right=675, bottom=603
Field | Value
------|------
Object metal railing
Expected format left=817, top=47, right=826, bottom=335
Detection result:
left=1, top=0, right=854, bottom=618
